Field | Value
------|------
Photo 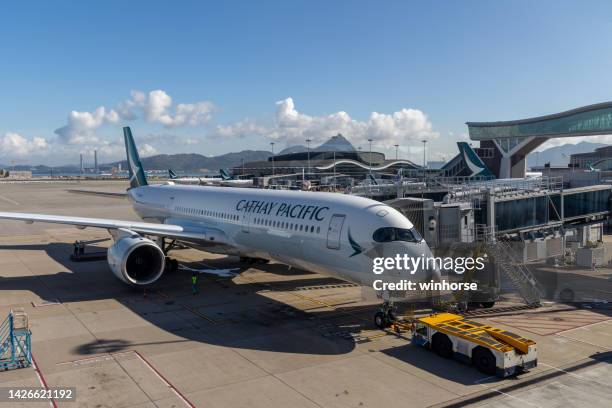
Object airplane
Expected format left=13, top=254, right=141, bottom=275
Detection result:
left=0, top=127, right=439, bottom=323
left=168, top=169, right=203, bottom=185
left=169, top=168, right=253, bottom=187
left=206, top=169, right=253, bottom=187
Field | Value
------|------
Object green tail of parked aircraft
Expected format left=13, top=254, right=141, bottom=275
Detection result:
left=456, top=142, right=495, bottom=178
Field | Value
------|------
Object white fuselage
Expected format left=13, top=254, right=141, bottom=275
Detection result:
left=171, top=178, right=253, bottom=187
left=128, top=184, right=437, bottom=288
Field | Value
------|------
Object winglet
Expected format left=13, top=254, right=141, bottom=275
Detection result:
left=123, top=127, right=148, bottom=188
left=457, top=142, right=494, bottom=178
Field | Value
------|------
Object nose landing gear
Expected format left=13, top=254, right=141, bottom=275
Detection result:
left=374, top=302, right=397, bottom=329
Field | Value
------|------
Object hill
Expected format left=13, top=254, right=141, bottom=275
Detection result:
left=279, top=134, right=355, bottom=155
left=111, top=150, right=271, bottom=172
left=526, top=141, right=607, bottom=167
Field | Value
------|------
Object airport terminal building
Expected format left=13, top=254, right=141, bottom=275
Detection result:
left=232, top=150, right=421, bottom=179
left=570, top=145, right=612, bottom=169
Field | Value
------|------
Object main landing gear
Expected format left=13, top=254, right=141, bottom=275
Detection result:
left=159, top=237, right=179, bottom=273
left=374, top=302, right=397, bottom=329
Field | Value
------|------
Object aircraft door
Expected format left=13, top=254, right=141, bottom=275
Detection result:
left=326, top=214, right=345, bottom=250
left=241, top=210, right=251, bottom=233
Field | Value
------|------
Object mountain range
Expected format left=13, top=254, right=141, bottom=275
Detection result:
left=526, top=141, right=607, bottom=168
left=111, top=150, right=272, bottom=173
left=2, top=138, right=609, bottom=173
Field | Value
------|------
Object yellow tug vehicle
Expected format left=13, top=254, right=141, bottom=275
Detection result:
left=407, top=313, right=537, bottom=377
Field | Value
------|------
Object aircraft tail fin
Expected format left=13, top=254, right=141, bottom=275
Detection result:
left=457, top=142, right=494, bottom=178
left=123, top=127, right=148, bottom=188
left=220, top=168, right=232, bottom=180
left=168, top=169, right=178, bottom=179
left=368, top=173, right=378, bottom=185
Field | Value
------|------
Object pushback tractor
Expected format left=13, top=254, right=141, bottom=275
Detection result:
left=407, top=313, right=537, bottom=377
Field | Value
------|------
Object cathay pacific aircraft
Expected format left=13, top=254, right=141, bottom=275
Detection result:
left=169, top=168, right=253, bottom=187
left=167, top=169, right=202, bottom=185
left=0, top=127, right=438, bottom=322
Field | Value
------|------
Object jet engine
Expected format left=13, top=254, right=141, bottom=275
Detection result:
left=107, top=234, right=165, bottom=285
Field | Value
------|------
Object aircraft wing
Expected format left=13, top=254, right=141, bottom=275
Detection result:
left=0, top=211, right=205, bottom=240
left=67, top=189, right=128, bottom=198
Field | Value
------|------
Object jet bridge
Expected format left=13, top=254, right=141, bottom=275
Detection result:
left=387, top=178, right=612, bottom=307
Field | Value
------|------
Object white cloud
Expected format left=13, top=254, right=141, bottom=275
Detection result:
left=54, top=106, right=119, bottom=144
left=54, top=89, right=215, bottom=146
left=138, top=143, right=157, bottom=157
left=0, top=132, right=48, bottom=157
left=123, top=89, right=215, bottom=127
left=215, top=97, right=438, bottom=148
left=215, top=120, right=270, bottom=139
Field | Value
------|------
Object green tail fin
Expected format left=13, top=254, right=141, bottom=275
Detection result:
left=169, top=169, right=178, bottom=179
left=220, top=168, right=232, bottom=180
left=457, top=142, right=494, bottom=178
left=123, top=127, right=148, bottom=188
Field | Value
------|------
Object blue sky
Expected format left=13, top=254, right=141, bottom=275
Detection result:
left=1, top=0, right=612, bottom=165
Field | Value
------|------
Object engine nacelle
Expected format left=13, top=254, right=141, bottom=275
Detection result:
left=107, top=235, right=165, bottom=285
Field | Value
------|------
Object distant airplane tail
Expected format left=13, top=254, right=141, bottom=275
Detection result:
left=220, top=168, right=232, bottom=180
left=123, top=127, right=148, bottom=188
left=393, top=167, right=403, bottom=183
left=367, top=173, right=378, bottom=185
left=457, top=142, right=494, bottom=178
left=168, top=169, right=178, bottom=179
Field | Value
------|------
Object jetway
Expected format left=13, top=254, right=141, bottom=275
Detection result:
left=387, top=180, right=612, bottom=306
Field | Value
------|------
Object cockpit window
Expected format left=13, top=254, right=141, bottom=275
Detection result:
left=373, top=227, right=422, bottom=243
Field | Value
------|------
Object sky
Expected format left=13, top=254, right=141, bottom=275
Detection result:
left=1, top=0, right=612, bottom=166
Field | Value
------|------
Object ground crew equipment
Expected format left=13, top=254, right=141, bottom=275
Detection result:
left=0, top=308, right=32, bottom=371
left=405, top=313, right=537, bottom=377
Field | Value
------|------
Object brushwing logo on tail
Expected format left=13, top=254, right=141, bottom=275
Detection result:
left=123, top=127, right=148, bottom=188
left=457, top=142, right=494, bottom=178
left=220, top=169, right=232, bottom=180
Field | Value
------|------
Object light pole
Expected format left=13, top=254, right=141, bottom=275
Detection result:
left=368, top=138, right=373, bottom=177
left=270, top=142, right=275, bottom=176
left=333, top=150, right=336, bottom=189
left=394, top=144, right=399, bottom=160
left=421, top=139, right=427, bottom=171
left=306, top=139, right=311, bottom=174
left=241, top=158, right=245, bottom=176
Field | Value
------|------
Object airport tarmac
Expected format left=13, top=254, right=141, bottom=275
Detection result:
left=0, top=180, right=611, bottom=407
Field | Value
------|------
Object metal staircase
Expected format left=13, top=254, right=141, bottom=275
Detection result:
left=476, top=227, right=543, bottom=306
left=0, top=308, right=32, bottom=371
